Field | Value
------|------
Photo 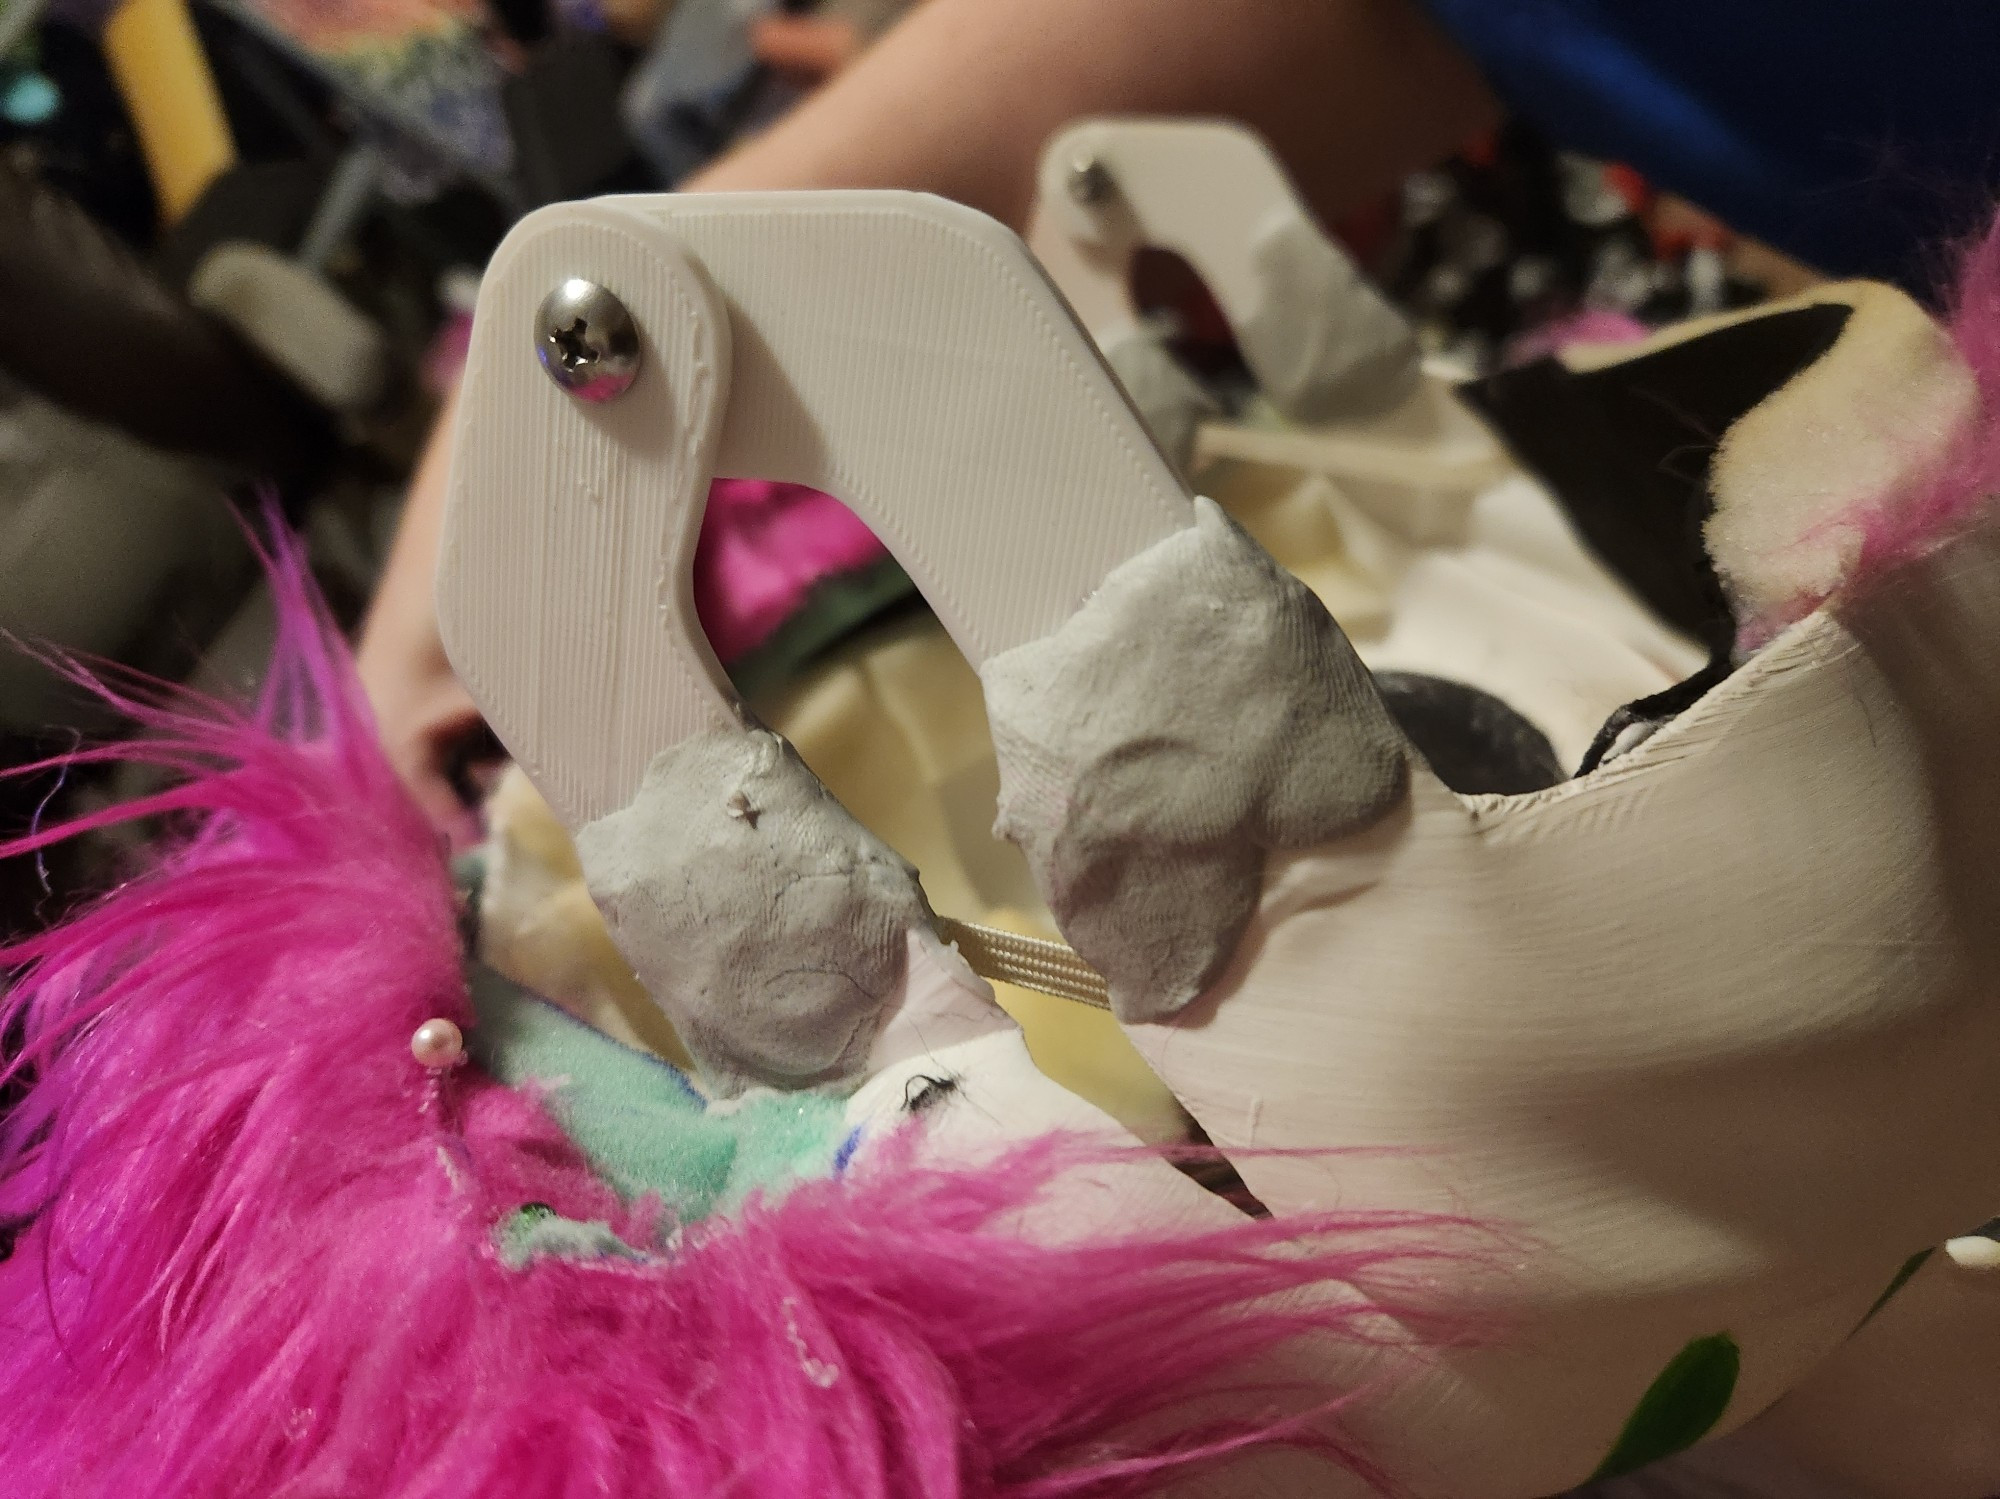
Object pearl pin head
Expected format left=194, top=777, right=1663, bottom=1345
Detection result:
left=411, top=1018, right=466, bottom=1070
left=1946, top=1233, right=2000, bottom=1271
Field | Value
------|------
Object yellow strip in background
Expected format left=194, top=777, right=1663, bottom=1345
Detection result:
left=103, top=0, right=236, bottom=222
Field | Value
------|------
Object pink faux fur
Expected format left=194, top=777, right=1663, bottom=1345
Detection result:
left=0, top=534, right=1465, bottom=1498
left=1847, top=220, right=2000, bottom=575
left=695, top=477, right=892, bottom=664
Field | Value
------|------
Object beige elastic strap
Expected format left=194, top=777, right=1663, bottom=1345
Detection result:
left=934, top=916, right=1111, bottom=1011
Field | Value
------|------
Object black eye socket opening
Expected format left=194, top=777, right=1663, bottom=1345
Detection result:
left=902, top=1072, right=960, bottom=1115
left=1373, top=671, right=1566, bottom=795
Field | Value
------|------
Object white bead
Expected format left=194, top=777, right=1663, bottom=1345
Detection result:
left=410, top=1018, right=465, bottom=1070
left=1945, top=1235, right=2000, bottom=1271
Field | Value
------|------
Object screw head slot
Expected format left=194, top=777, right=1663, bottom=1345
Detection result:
left=535, top=279, right=641, bottom=402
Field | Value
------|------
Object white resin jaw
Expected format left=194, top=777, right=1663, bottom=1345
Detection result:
left=442, top=188, right=2000, bottom=1498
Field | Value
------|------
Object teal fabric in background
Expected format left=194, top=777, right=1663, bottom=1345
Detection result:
left=467, top=963, right=855, bottom=1225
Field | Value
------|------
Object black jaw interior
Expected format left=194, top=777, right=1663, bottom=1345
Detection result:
left=1454, top=301, right=1856, bottom=771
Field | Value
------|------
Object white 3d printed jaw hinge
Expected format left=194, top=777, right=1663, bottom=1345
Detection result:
left=438, top=192, right=1199, bottom=1094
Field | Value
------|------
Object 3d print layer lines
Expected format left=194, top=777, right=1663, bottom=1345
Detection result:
left=983, top=498, right=1409, bottom=1023
left=578, top=729, right=930, bottom=1095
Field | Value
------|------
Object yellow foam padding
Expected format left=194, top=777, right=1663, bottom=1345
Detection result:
left=482, top=768, right=695, bottom=1071
left=1703, top=284, right=1977, bottom=624
left=103, top=0, right=236, bottom=223
left=972, top=910, right=1194, bottom=1146
left=1204, top=460, right=1391, bottom=630
left=762, top=621, right=1189, bottom=1141
left=477, top=461, right=1369, bottom=1135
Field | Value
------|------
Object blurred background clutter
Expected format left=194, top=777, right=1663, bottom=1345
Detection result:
left=0, top=0, right=1818, bottom=932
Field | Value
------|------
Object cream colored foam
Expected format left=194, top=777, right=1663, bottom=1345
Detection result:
left=1706, top=284, right=1979, bottom=626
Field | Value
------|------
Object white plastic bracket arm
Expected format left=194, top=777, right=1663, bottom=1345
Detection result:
left=438, top=191, right=1194, bottom=830
left=1028, top=116, right=1420, bottom=423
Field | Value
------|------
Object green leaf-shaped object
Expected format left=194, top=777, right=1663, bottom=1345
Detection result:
left=1591, top=1332, right=1740, bottom=1479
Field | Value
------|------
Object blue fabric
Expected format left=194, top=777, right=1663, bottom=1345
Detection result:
left=1420, top=0, right=2000, bottom=290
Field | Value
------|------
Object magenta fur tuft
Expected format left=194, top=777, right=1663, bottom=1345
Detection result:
left=1744, top=215, right=2000, bottom=643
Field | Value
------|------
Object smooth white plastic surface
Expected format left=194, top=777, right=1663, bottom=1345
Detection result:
left=1030, top=117, right=1507, bottom=497
left=439, top=192, right=1191, bottom=827
left=1029, top=117, right=1398, bottom=382
left=439, top=200, right=733, bottom=830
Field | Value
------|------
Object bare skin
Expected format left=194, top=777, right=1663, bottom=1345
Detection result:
left=355, top=0, right=1500, bottom=831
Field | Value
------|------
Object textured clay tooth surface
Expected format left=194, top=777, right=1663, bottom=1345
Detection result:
left=578, top=728, right=930, bottom=1095
left=983, top=498, right=1409, bottom=1023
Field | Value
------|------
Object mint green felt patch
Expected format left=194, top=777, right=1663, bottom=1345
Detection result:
left=496, top=1203, right=649, bottom=1269
left=1591, top=1332, right=1740, bottom=1480
left=467, top=963, right=852, bottom=1224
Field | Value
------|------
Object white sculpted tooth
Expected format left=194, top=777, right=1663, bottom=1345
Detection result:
left=982, top=497, right=1408, bottom=1023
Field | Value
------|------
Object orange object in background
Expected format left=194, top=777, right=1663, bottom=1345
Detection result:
left=1599, top=160, right=1652, bottom=217
left=1647, top=193, right=1733, bottom=258
left=750, top=13, right=866, bottom=84
left=101, top=0, right=236, bottom=223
